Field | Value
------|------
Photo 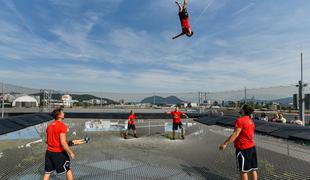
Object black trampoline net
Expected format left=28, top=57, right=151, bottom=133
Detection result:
left=0, top=119, right=309, bottom=180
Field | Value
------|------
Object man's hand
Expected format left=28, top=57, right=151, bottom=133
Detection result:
left=69, top=152, right=75, bottom=160
left=72, top=139, right=86, bottom=145
left=219, top=128, right=241, bottom=151
left=219, top=143, right=227, bottom=151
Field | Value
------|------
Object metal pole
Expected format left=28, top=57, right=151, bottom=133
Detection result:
left=244, top=87, right=247, bottom=104
left=301, top=52, right=303, bottom=83
left=1, top=82, right=4, bottom=118
left=198, top=92, right=200, bottom=106
left=148, top=120, right=150, bottom=136
left=153, top=92, right=155, bottom=105
left=299, top=52, right=305, bottom=125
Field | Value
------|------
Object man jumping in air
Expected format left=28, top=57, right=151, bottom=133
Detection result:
left=166, top=107, right=189, bottom=140
left=173, top=0, right=194, bottom=40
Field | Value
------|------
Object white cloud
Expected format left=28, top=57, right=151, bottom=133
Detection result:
left=2, top=0, right=33, bottom=33
left=1, top=0, right=310, bottom=95
left=232, top=2, right=255, bottom=17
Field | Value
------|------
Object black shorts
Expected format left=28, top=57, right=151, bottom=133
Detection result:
left=178, top=8, right=188, bottom=20
left=173, top=122, right=183, bottom=130
left=128, top=124, right=136, bottom=130
left=236, top=146, right=258, bottom=172
left=45, top=150, right=71, bottom=174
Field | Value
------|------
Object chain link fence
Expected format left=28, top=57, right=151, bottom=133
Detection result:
left=1, top=82, right=310, bottom=124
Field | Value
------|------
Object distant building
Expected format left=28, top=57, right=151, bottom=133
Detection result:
left=184, top=102, right=198, bottom=107
left=268, top=104, right=278, bottom=111
left=62, top=94, right=73, bottom=107
left=83, top=99, right=107, bottom=105
left=119, top=99, right=125, bottom=105
left=12, top=95, right=38, bottom=108
left=3, top=94, right=15, bottom=103
left=295, top=93, right=310, bottom=110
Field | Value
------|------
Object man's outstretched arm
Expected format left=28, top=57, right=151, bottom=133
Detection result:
left=219, top=128, right=242, bottom=150
left=172, top=32, right=185, bottom=40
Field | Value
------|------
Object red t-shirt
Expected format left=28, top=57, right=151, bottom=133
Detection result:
left=181, top=17, right=191, bottom=33
left=234, top=116, right=255, bottom=150
left=46, top=120, right=68, bottom=152
left=128, top=114, right=136, bottom=125
left=171, top=111, right=183, bottom=123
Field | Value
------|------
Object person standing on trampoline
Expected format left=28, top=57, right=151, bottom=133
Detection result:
left=43, top=108, right=86, bottom=180
left=173, top=0, right=194, bottom=40
left=219, top=105, right=258, bottom=180
left=124, top=111, right=137, bottom=139
left=166, top=107, right=189, bottom=140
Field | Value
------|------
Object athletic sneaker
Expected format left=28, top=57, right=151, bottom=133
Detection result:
left=181, top=135, right=185, bottom=140
left=84, top=136, right=90, bottom=143
left=134, top=134, right=138, bottom=138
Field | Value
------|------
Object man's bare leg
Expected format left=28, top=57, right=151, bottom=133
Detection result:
left=250, top=171, right=258, bottom=180
left=175, top=1, right=182, bottom=12
left=181, top=126, right=185, bottom=139
left=124, top=130, right=128, bottom=139
left=133, top=130, right=137, bottom=137
left=240, top=172, right=248, bottom=180
left=66, top=170, right=74, bottom=180
left=183, top=0, right=188, bottom=9
left=43, top=173, right=51, bottom=180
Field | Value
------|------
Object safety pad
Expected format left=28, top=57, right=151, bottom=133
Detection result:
left=0, top=119, right=24, bottom=135
left=269, top=125, right=310, bottom=139
left=289, top=131, right=310, bottom=142
left=0, top=113, right=52, bottom=135
left=194, top=116, right=220, bottom=126
left=252, top=119, right=269, bottom=128
left=216, top=117, right=236, bottom=127
left=255, top=123, right=289, bottom=134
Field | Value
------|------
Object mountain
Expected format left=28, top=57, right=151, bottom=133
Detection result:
left=141, top=96, right=186, bottom=104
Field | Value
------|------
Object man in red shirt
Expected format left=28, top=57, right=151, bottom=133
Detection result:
left=166, top=107, right=189, bottom=140
left=219, top=105, right=258, bottom=180
left=124, top=111, right=137, bottom=139
left=43, top=108, right=86, bottom=180
left=173, top=0, right=194, bottom=40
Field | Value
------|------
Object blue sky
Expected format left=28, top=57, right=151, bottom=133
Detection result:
left=1, top=0, right=310, bottom=93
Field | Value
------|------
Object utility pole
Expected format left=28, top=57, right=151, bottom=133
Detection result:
left=298, top=52, right=307, bottom=125
left=244, top=87, right=247, bottom=104
left=1, top=82, right=4, bottom=118
left=153, top=92, right=155, bottom=105
left=101, top=97, right=102, bottom=108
